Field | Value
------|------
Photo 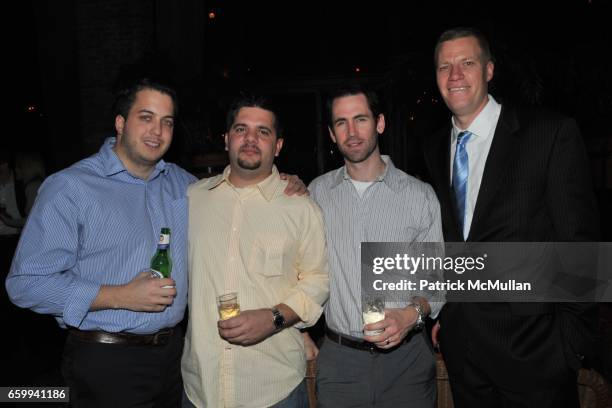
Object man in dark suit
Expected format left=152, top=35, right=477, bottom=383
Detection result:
left=423, top=27, right=600, bottom=408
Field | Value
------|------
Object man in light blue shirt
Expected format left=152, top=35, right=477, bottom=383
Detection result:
left=6, top=76, right=193, bottom=407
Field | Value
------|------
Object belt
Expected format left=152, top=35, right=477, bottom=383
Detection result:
left=68, top=327, right=175, bottom=346
left=325, top=327, right=414, bottom=354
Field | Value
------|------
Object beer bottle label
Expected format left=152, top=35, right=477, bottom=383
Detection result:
left=150, top=269, right=164, bottom=279
left=158, top=233, right=170, bottom=248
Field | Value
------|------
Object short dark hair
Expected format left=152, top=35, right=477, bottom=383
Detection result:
left=434, top=27, right=493, bottom=67
left=225, top=93, right=283, bottom=138
left=326, top=84, right=382, bottom=127
left=113, top=77, right=178, bottom=119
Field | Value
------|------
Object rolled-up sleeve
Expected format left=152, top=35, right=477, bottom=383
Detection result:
left=6, top=175, right=101, bottom=327
left=281, top=200, right=329, bottom=328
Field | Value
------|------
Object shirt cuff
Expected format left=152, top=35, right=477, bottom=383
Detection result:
left=429, top=301, right=445, bottom=320
left=282, top=292, right=324, bottom=329
left=63, top=279, right=102, bottom=328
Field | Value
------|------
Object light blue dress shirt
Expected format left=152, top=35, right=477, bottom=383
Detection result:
left=6, top=138, right=196, bottom=334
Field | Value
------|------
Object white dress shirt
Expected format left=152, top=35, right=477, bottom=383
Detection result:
left=449, top=95, right=502, bottom=239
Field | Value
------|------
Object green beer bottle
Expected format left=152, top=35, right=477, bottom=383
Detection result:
left=150, top=227, right=172, bottom=279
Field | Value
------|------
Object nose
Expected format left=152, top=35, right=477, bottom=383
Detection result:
left=244, top=128, right=258, bottom=143
left=449, top=64, right=464, bottom=81
left=150, top=118, right=162, bottom=136
left=347, top=120, right=358, bottom=137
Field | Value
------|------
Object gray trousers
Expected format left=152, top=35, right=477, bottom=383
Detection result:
left=316, top=332, right=436, bottom=408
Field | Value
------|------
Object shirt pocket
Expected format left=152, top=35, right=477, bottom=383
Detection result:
left=249, top=235, right=286, bottom=278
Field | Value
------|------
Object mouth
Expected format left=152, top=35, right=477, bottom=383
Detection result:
left=448, top=86, right=470, bottom=93
left=239, top=146, right=261, bottom=155
left=143, top=140, right=161, bottom=148
left=344, top=139, right=363, bottom=149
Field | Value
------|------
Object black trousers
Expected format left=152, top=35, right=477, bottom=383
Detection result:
left=61, top=327, right=183, bottom=408
left=449, top=355, right=579, bottom=408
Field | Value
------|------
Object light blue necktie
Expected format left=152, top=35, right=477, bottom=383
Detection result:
left=452, top=131, right=472, bottom=240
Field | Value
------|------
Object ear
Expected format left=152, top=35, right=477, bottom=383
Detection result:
left=328, top=126, right=337, bottom=144
left=223, top=132, right=229, bottom=151
left=376, top=114, right=386, bottom=134
left=115, top=115, right=125, bottom=140
left=485, top=61, right=494, bottom=83
left=274, top=138, right=284, bottom=157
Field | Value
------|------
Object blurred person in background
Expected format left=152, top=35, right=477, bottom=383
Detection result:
left=14, top=151, right=46, bottom=217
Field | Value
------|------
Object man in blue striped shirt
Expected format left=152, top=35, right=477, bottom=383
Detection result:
left=6, top=76, right=194, bottom=407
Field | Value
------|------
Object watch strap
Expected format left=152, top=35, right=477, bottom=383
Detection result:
left=410, top=302, right=425, bottom=330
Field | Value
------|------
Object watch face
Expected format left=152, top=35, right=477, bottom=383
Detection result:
left=273, top=309, right=285, bottom=329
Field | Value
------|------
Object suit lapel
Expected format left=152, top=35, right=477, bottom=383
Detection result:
left=468, top=106, right=520, bottom=241
left=431, top=125, right=463, bottom=241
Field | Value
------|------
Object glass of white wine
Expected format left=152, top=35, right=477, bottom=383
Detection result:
left=217, top=292, right=240, bottom=320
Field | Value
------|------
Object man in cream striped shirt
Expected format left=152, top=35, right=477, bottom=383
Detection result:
left=182, top=94, right=329, bottom=407
left=309, top=85, right=444, bottom=407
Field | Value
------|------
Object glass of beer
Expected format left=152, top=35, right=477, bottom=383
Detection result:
left=362, top=296, right=385, bottom=336
left=218, top=292, right=240, bottom=320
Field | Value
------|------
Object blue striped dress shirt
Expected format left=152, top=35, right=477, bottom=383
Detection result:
left=6, top=138, right=196, bottom=334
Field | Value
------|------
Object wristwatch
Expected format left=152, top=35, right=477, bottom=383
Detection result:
left=410, top=302, right=425, bottom=331
left=271, top=307, right=286, bottom=332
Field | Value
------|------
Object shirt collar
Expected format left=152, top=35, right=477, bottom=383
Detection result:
left=209, top=164, right=283, bottom=202
left=101, top=137, right=169, bottom=179
left=451, top=94, right=501, bottom=142
left=331, top=155, right=402, bottom=193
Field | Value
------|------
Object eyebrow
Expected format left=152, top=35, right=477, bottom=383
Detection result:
left=232, top=123, right=273, bottom=133
left=257, top=125, right=273, bottom=133
left=137, top=109, right=175, bottom=119
left=333, top=113, right=369, bottom=124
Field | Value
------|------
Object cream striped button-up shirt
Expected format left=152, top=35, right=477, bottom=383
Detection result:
left=182, top=165, right=330, bottom=408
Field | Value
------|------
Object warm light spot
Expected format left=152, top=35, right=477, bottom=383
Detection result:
left=208, top=11, right=216, bottom=19
left=354, top=67, right=361, bottom=73
left=26, top=105, right=37, bottom=113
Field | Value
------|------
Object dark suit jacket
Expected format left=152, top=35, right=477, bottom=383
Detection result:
left=423, top=105, right=600, bottom=390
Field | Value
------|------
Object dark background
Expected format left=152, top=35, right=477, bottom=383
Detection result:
left=2, top=0, right=611, bottom=396
left=8, top=0, right=611, bottom=184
